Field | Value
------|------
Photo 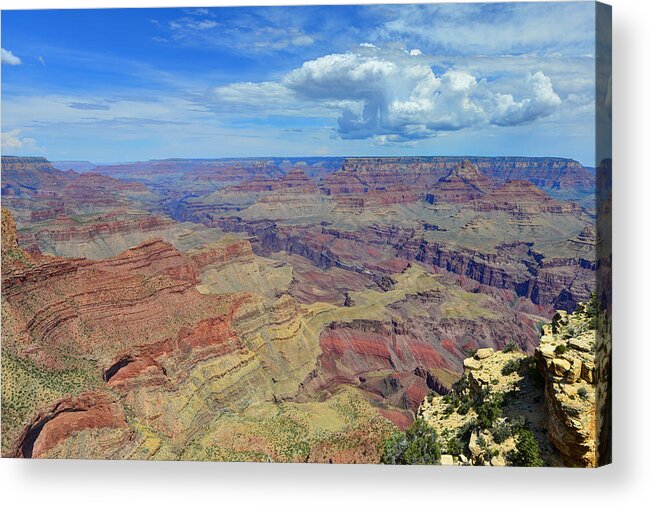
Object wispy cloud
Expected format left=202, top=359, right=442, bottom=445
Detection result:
left=369, top=2, right=595, bottom=57
left=154, top=9, right=316, bottom=53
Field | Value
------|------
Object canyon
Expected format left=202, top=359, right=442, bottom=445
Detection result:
left=1, top=154, right=599, bottom=463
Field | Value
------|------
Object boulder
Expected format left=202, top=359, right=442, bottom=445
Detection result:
left=463, top=357, right=482, bottom=371
left=568, top=338, right=592, bottom=353
left=440, top=454, right=454, bottom=466
left=551, top=358, right=571, bottom=376
left=468, top=431, right=482, bottom=460
left=490, top=455, right=506, bottom=467
left=475, top=348, right=494, bottom=360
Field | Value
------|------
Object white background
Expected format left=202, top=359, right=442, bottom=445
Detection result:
left=0, top=0, right=649, bottom=505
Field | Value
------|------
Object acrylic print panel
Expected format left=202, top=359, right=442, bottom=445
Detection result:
left=0, top=1, right=611, bottom=466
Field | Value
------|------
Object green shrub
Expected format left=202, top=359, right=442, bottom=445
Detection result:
left=475, top=392, right=504, bottom=430
left=584, top=292, right=599, bottom=329
left=501, top=358, right=520, bottom=376
left=503, top=341, right=519, bottom=353
left=445, top=436, right=464, bottom=456
left=510, top=428, right=543, bottom=467
left=492, top=421, right=512, bottom=444
left=457, top=399, right=472, bottom=415
left=554, top=344, right=567, bottom=355
left=577, top=386, right=588, bottom=400
left=380, top=419, right=441, bottom=465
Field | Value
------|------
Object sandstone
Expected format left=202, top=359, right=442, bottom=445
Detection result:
left=567, top=359, right=583, bottom=384
left=475, top=348, right=494, bottom=360
left=440, top=454, right=454, bottom=466
left=468, top=431, right=482, bottom=460
left=463, top=357, right=482, bottom=371
left=551, top=358, right=572, bottom=376
left=538, top=344, right=557, bottom=359
left=490, top=455, right=506, bottom=467
left=569, top=337, right=592, bottom=353
left=538, top=309, right=598, bottom=467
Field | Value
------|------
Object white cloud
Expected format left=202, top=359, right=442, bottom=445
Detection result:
left=1, top=48, right=22, bottom=66
left=1, top=129, right=41, bottom=153
left=275, top=49, right=561, bottom=141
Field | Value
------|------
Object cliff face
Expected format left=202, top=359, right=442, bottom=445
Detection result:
left=535, top=305, right=597, bottom=467
left=225, top=168, right=318, bottom=194
left=340, top=156, right=594, bottom=193
left=472, top=180, right=579, bottom=214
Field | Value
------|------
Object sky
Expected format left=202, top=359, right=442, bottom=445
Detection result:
left=1, top=2, right=597, bottom=164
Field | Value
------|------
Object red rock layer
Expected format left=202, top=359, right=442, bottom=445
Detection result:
left=425, top=160, right=492, bottom=203
left=14, top=392, right=127, bottom=458
left=472, top=180, right=579, bottom=214
left=34, top=214, right=175, bottom=243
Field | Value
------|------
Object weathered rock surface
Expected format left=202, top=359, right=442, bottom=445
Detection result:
left=535, top=307, right=597, bottom=467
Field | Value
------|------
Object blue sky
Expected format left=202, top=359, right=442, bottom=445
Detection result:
left=1, top=2, right=597, bottom=164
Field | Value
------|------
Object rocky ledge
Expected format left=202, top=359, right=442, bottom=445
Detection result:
left=413, top=298, right=597, bottom=466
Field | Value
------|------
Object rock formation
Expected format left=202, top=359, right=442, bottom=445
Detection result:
left=472, top=180, right=579, bottom=214
left=425, top=160, right=492, bottom=204
left=535, top=305, right=597, bottom=467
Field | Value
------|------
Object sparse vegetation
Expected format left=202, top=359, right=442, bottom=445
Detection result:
left=577, top=386, right=588, bottom=400
left=510, top=428, right=543, bottom=467
left=445, top=436, right=464, bottom=455
left=381, top=419, right=441, bottom=465
left=501, top=358, right=520, bottom=376
left=555, top=344, right=567, bottom=355
left=503, top=340, right=519, bottom=353
left=491, top=421, right=512, bottom=444
left=475, top=390, right=504, bottom=430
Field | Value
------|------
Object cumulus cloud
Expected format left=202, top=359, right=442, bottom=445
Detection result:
left=1, top=129, right=40, bottom=153
left=210, top=48, right=561, bottom=142
left=1, top=48, right=22, bottom=66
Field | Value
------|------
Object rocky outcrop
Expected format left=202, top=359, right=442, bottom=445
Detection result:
left=14, top=392, right=127, bottom=458
left=535, top=305, right=597, bottom=467
left=416, top=301, right=598, bottom=467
